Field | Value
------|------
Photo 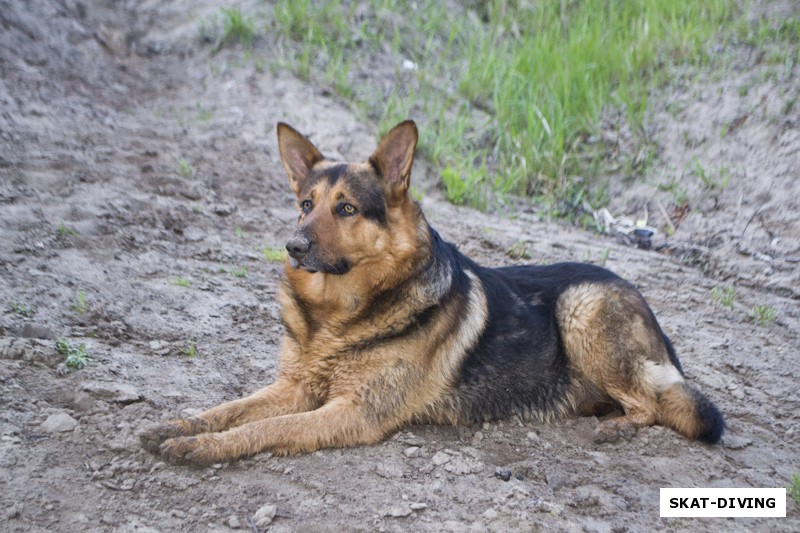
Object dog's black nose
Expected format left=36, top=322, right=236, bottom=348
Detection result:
left=286, top=235, right=310, bottom=259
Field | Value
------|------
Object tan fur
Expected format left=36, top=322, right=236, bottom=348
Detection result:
left=556, top=282, right=702, bottom=440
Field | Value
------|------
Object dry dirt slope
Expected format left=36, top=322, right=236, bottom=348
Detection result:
left=1, top=1, right=799, bottom=532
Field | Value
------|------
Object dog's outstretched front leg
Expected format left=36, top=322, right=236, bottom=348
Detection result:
left=139, top=377, right=318, bottom=453
left=159, top=396, right=385, bottom=465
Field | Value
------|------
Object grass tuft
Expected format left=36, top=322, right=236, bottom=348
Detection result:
left=56, top=338, right=90, bottom=369
left=179, top=159, right=194, bottom=179
left=57, top=222, right=79, bottom=239
left=230, top=266, right=248, bottom=278
left=263, top=247, right=287, bottom=262
left=748, top=305, right=776, bottom=327
left=221, top=7, right=256, bottom=46
left=11, top=302, right=37, bottom=318
left=710, top=287, right=735, bottom=309
left=70, top=290, right=89, bottom=314
left=182, top=341, right=197, bottom=358
left=171, top=276, right=192, bottom=288
left=789, top=474, right=800, bottom=505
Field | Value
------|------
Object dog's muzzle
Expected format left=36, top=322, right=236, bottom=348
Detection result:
left=286, top=235, right=311, bottom=262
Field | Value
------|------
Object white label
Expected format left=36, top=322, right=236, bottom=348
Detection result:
left=660, top=488, right=786, bottom=517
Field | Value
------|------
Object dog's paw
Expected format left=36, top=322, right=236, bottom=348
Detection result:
left=159, top=434, right=226, bottom=467
left=138, top=419, right=199, bottom=454
left=593, top=419, right=637, bottom=444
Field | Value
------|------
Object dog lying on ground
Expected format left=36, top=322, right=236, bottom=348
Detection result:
left=140, top=120, right=724, bottom=465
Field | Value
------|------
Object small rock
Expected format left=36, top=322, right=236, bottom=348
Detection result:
left=545, top=466, right=566, bottom=490
left=532, top=498, right=562, bottom=515
left=214, top=204, right=236, bottom=216
left=482, top=508, right=498, bottom=520
left=226, top=516, right=240, bottom=529
left=444, top=457, right=484, bottom=475
left=20, top=323, right=55, bottom=339
left=409, top=502, right=428, bottom=511
left=83, top=381, right=141, bottom=403
left=376, top=460, right=404, bottom=479
left=40, top=412, right=78, bottom=433
left=148, top=340, right=170, bottom=354
left=252, top=504, right=277, bottom=527
left=70, top=391, right=94, bottom=412
left=494, top=468, right=512, bottom=482
left=183, top=226, right=205, bottom=242
left=431, top=451, right=451, bottom=466
left=180, top=184, right=203, bottom=201
left=385, top=506, right=412, bottom=518
left=403, top=446, right=420, bottom=458
left=6, top=503, right=21, bottom=520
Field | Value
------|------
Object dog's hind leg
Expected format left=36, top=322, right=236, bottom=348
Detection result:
left=556, top=282, right=696, bottom=442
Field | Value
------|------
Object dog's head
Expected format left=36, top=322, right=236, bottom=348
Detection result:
left=276, top=120, right=423, bottom=281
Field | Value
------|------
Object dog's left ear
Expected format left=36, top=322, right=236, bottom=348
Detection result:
left=370, top=120, right=418, bottom=203
left=277, top=122, right=325, bottom=195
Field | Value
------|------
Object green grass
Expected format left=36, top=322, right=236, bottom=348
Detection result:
left=270, top=0, right=737, bottom=212
left=230, top=266, right=248, bottom=278
left=263, top=247, right=287, bottom=262
left=57, top=222, right=79, bottom=239
left=711, top=286, right=735, bottom=309
left=221, top=7, right=256, bottom=46
left=506, top=240, right=531, bottom=260
left=789, top=474, right=800, bottom=505
left=11, top=302, right=37, bottom=318
left=182, top=341, right=197, bottom=358
left=56, top=338, right=90, bottom=369
left=171, top=276, right=192, bottom=288
left=178, top=159, right=194, bottom=179
left=748, top=304, right=776, bottom=327
left=70, top=290, right=89, bottom=314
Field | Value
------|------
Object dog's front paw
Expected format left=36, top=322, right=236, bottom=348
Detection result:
left=160, top=434, right=226, bottom=467
left=138, top=419, right=204, bottom=454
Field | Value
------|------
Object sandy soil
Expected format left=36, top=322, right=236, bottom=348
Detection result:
left=1, top=1, right=798, bottom=531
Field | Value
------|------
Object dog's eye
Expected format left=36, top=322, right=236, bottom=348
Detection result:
left=338, top=203, right=357, bottom=217
left=301, top=200, right=313, bottom=213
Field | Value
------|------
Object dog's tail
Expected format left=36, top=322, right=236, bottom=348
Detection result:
left=656, top=338, right=725, bottom=444
left=658, top=381, right=725, bottom=443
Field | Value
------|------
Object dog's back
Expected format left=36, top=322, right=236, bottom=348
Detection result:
left=409, top=228, right=724, bottom=444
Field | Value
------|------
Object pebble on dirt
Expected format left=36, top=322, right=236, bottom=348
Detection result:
left=40, top=412, right=79, bottom=433
left=252, top=504, right=277, bottom=527
left=494, top=468, right=512, bottom=482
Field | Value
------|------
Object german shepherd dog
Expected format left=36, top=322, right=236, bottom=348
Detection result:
left=140, top=120, right=724, bottom=465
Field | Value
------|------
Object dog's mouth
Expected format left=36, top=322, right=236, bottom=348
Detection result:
left=289, top=256, right=351, bottom=276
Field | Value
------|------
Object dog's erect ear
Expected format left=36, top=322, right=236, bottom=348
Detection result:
left=277, top=123, right=325, bottom=195
left=370, top=120, right=418, bottom=202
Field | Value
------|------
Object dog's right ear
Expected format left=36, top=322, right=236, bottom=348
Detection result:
left=277, top=123, right=325, bottom=195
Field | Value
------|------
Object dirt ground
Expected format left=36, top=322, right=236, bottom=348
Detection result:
left=1, top=1, right=798, bottom=532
